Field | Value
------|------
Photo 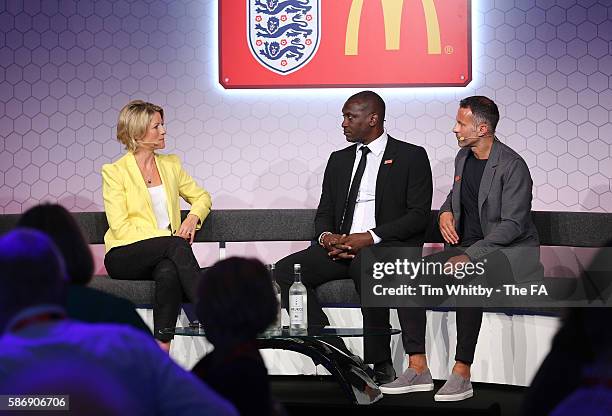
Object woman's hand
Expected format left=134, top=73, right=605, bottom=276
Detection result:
left=176, top=214, right=199, bottom=244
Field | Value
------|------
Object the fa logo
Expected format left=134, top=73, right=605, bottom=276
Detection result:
left=247, top=0, right=321, bottom=75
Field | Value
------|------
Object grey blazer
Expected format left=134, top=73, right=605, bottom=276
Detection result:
left=439, top=138, right=541, bottom=280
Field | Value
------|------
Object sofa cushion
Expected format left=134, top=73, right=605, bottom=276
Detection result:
left=89, top=275, right=155, bottom=307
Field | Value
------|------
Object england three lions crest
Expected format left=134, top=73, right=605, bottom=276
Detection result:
left=248, top=0, right=320, bottom=75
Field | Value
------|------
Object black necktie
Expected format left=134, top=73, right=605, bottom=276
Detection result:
left=340, top=146, right=370, bottom=235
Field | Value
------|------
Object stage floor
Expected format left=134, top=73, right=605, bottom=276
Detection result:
left=271, top=375, right=526, bottom=416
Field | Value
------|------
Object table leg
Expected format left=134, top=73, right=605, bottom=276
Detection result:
left=257, top=337, right=383, bottom=405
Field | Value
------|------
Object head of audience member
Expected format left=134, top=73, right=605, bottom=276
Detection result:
left=454, top=96, right=499, bottom=148
left=341, top=90, right=386, bottom=145
left=0, top=229, right=68, bottom=333
left=18, top=203, right=94, bottom=286
left=196, top=257, right=277, bottom=348
left=116, top=99, right=166, bottom=153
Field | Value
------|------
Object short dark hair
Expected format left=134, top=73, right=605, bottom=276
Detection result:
left=0, top=229, right=67, bottom=332
left=348, top=90, right=386, bottom=121
left=18, top=204, right=94, bottom=285
left=196, top=257, right=277, bottom=346
left=459, top=96, right=499, bottom=133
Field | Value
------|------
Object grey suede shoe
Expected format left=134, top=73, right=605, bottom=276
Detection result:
left=434, top=373, right=474, bottom=402
left=379, top=368, right=434, bottom=394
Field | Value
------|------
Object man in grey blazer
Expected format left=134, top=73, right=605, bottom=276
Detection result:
left=380, top=96, right=540, bottom=401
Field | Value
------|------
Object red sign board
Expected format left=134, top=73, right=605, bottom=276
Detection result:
left=219, top=0, right=471, bottom=89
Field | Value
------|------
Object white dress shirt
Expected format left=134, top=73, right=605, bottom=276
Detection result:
left=348, top=132, right=388, bottom=243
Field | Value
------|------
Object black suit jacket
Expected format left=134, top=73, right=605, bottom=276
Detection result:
left=314, top=136, right=433, bottom=245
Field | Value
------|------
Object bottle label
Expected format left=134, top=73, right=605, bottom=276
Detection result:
left=289, top=294, right=304, bottom=324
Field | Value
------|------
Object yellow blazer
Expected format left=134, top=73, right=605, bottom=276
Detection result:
left=102, top=152, right=212, bottom=252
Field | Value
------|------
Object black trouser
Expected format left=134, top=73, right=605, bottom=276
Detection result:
left=104, top=236, right=202, bottom=342
left=398, top=247, right=512, bottom=364
left=275, top=243, right=419, bottom=364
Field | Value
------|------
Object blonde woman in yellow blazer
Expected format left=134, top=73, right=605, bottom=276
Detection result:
left=102, top=100, right=211, bottom=351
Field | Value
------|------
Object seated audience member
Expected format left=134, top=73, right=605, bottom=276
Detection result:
left=0, top=358, right=141, bottom=415
left=193, top=257, right=280, bottom=416
left=17, top=203, right=151, bottom=335
left=522, top=242, right=612, bottom=416
left=102, top=100, right=212, bottom=351
left=0, top=229, right=237, bottom=416
left=522, top=308, right=593, bottom=416
left=548, top=356, right=612, bottom=416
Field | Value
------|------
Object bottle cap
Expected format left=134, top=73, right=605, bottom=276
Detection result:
left=294, top=264, right=301, bottom=273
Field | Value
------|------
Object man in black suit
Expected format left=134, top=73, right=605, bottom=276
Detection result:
left=275, top=91, right=433, bottom=384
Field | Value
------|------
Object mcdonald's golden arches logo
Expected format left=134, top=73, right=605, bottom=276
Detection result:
left=345, top=0, right=442, bottom=55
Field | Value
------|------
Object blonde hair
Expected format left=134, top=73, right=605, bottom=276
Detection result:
left=116, top=100, right=164, bottom=152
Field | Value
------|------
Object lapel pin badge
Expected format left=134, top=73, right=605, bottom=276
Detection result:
left=384, top=159, right=393, bottom=165
left=455, top=175, right=461, bottom=182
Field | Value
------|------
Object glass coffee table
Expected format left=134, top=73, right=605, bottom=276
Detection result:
left=161, top=326, right=400, bottom=405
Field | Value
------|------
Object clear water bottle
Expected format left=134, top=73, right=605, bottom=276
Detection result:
left=289, top=263, right=307, bottom=334
left=267, top=263, right=282, bottom=336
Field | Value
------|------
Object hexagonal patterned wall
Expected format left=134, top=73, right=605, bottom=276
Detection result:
left=0, top=0, right=611, bottom=214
